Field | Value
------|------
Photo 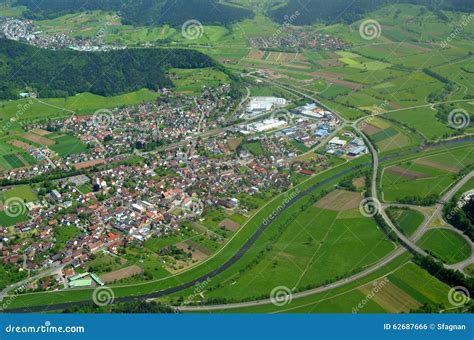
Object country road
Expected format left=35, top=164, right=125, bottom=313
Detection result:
left=412, top=170, right=474, bottom=243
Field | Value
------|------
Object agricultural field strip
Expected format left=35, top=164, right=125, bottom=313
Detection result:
left=379, top=147, right=474, bottom=202
left=269, top=262, right=414, bottom=314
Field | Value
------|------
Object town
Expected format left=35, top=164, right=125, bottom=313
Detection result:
left=0, top=77, right=370, bottom=293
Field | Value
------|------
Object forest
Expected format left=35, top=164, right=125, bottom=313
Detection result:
left=269, top=0, right=474, bottom=25
left=0, top=38, right=217, bottom=99
left=15, top=0, right=254, bottom=26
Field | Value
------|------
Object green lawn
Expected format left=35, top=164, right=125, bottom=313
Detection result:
left=0, top=89, right=159, bottom=137
left=170, top=68, right=230, bottom=94
left=387, top=262, right=451, bottom=306
left=371, top=127, right=398, bottom=143
left=417, top=229, right=471, bottom=265
left=242, top=141, right=265, bottom=156
left=54, top=226, right=81, bottom=251
left=385, top=107, right=454, bottom=141
left=382, top=162, right=455, bottom=202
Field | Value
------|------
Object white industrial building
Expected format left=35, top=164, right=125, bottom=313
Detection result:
left=246, top=97, right=287, bottom=115
left=241, top=118, right=288, bottom=134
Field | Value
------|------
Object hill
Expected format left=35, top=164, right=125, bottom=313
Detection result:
left=0, top=38, right=216, bottom=99
left=15, top=0, right=254, bottom=26
left=269, top=0, right=474, bottom=25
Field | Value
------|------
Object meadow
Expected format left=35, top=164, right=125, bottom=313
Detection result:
left=381, top=145, right=474, bottom=202
left=195, top=260, right=452, bottom=313
left=1, top=185, right=38, bottom=202
left=386, top=208, right=425, bottom=237
left=0, top=89, right=158, bottom=126
left=48, top=135, right=88, bottom=158
left=385, top=107, right=455, bottom=141
left=417, top=229, right=471, bottom=265
left=201, top=189, right=395, bottom=302
left=170, top=68, right=230, bottom=94
left=362, top=117, right=420, bottom=153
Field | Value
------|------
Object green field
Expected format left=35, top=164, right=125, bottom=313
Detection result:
left=196, top=260, right=452, bottom=313
left=242, top=141, right=265, bottom=156
left=381, top=146, right=474, bottom=202
left=417, top=229, right=471, bottom=265
left=385, top=107, right=454, bottom=141
left=53, top=226, right=82, bottom=251
left=170, top=68, right=230, bottom=94
left=0, top=211, right=30, bottom=227
left=387, top=208, right=424, bottom=237
left=1, top=185, right=38, bottom=202
left=49, top=135, right=88, bottom=157
left=0, top=185, right=36, bottom=226
left=201, top=203, right=395, bottom=302
left=0, top=89, right=159, bottom=136
left=382, top=163, right=455, bottom=202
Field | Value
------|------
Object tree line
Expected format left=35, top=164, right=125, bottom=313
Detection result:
left=0, top=38, right=216, bottom=99
left=269, top=0, right=474, bottom=25
left=16, top=0, right=254, bottom=27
